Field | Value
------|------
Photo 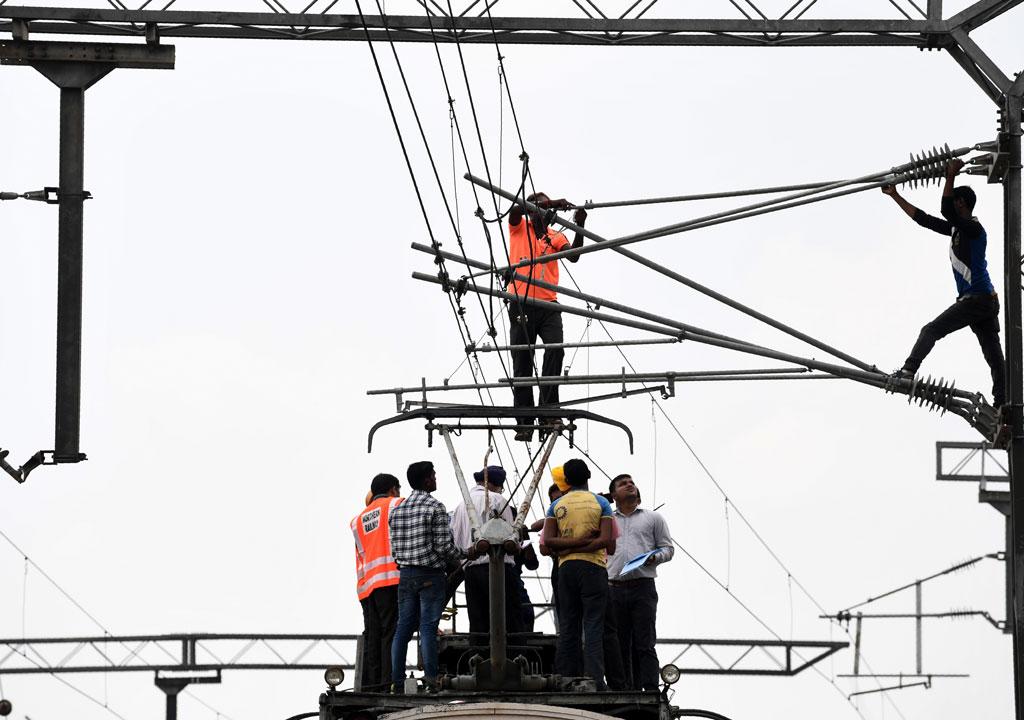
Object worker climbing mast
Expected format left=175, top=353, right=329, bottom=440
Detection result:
left=883, top=160, right=1007, bottom=425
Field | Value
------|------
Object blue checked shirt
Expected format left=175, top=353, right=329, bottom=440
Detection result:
left=388, top=490, right=464, bottom=569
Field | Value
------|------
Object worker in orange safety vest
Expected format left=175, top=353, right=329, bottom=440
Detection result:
left=351, top=473, right=403, bottom=690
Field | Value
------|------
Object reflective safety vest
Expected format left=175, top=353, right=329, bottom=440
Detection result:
left=351, top=496, right=403, bottom=600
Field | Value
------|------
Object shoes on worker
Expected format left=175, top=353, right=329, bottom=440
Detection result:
left=514, top=427, right=534, bottom=442
left=890, top=367, right=915, bottom=382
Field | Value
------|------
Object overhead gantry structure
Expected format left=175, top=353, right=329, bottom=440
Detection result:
left=0, top=2, right=1013, bottom=57
left=2, top=1, right=1023, bottom=718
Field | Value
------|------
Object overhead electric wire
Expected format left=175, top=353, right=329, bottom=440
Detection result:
left=585, top=319, right=906, bottom=719
left=366, top=8, right=905, bottom=716
left=422, top=1, right=521, bottom=384
left=0, top=528, right=236, bottom=719
left=581, top=180, right=844, bottom=209
left=4, top=644, right=130, bottom=720
left=355, top=0, right=519, bottom=476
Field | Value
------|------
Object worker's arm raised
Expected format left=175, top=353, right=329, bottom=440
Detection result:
left=568, top=207, right=587, bottom=263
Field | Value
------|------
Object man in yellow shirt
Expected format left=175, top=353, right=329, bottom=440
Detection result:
left=542, top=459, right=615, bottom=689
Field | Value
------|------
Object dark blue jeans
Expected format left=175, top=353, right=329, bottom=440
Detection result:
left=391, top=567, right=447, bottom=684
left=556, top=560, right=608, bottom=689
left=905, top=293, right=1006, bottom=406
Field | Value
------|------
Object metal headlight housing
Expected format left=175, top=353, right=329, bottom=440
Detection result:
left=660, top=663, right=681, bottom=685
left=324, top=666, right=345, bottom=688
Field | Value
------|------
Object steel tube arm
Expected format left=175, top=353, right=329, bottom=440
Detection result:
left=461, top=179, right=880, bottom=371
left=411, top=271, right=683, bottom=338
left=412, top=242, right=761, bottom=349
left=440, top=427, right=483, bottom=533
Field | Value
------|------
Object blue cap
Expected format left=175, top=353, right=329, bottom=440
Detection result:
left=473, top=465, right=506, bottom=486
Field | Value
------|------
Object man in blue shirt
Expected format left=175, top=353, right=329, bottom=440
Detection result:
left=883, top=159, right=1006, bottom=410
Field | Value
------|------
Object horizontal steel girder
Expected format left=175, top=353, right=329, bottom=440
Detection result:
left=0, top=8, right=957, bottom=46
left=0, top=39, right=174, bottom=69
left=0, top=633, right=845, bottom=677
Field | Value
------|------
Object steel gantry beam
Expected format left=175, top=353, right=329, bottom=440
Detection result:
left=0, top=633, right=845, bottom=678
left=0, top=3, right=1018, bottom=47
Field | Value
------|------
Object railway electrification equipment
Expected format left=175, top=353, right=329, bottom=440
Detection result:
left=3, top=2, right=1024, bottom=720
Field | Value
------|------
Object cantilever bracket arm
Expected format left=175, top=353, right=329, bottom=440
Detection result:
left=367, top=405, right=633, bottom=453
left=0, top=448, right=84, bottom=484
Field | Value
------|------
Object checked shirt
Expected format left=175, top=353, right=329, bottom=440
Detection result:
left=388, top=489, right=463, bottom=569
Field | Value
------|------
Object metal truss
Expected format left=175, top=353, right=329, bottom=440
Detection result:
left=937, top=440, right=1010, bottom=486
left=0, top=1, right=1020, bottom=52
left=936, top=441, right=1014, bottom=632
left=657, top=637, right=846, bottom=676
left=0, top=633, right=844, bottom=677
left=0, top=633, right=357, bottom=675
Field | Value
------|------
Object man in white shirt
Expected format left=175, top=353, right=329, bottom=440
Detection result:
left=450, top=466, right=525, bottom=634
left=606, top=474, right=674, bottom=692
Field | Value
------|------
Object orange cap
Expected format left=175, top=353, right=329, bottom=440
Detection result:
left=365, top=491, right=374, bottom=506
left=551, top=465, right=569, bottom=492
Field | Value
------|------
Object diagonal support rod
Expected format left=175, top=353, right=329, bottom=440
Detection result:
left=412, top=241, right=764, bottom=349
left=453, top=181, right=882, bottom=372
left=440, top=426, right=483, bottom=533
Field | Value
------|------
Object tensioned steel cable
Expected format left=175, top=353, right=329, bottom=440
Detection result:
left=422, top=2, right=522, bottom=386
left=420, top=1, right=554, bottom=461
left=587, top=319, right=907, bottom=720
left=0, top=528, right=236, bottom=719
left=409, top=3, right=542, bottom=473
left=3, top=645, right=131, bottom=720
left=370, top=0, right=497, bottom=336
left=369, top=12, right=904, bottom=715
left=362, top=2, right=528, bottom=475
left=440, top=0, right=541, bottom=345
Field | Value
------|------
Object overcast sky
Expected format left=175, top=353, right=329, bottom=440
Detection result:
left=1, top=1, right=1023, bottom=719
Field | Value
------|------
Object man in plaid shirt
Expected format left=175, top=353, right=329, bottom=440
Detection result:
left=389, top=460, right=467, bottom=691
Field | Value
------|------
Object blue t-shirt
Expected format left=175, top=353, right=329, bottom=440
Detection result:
left=913, top=197, right=993, bottom=296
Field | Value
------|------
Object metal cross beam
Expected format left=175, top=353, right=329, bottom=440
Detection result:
left=0, top=633, right=845, bottom=677
left=0, top=633, right=358, bottom=675
left=366, top=404, right=634, bottom=452
left=0, top=4, right=1018, bottom=47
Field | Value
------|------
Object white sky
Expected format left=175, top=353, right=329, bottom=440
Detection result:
left=1, top=1, right=1023, bottom=719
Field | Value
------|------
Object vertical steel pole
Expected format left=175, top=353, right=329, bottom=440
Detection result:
left=1003, top=90, right=1024, bottom=720
left=1010, top=516, right=1015, bottom=635
left=915, top=582, right=923, bottom=674
left=32, top=60, right=113, bottom=461
left=488, top=549, right=507, bottom=680
left=165, top=690, right=177, bottom=720
left=853, top=613, right=862, bottom=676
left=54, top=85, right=86, bottom=460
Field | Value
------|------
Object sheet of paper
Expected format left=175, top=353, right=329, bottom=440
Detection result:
left=617, top=549, right=658, bottom=578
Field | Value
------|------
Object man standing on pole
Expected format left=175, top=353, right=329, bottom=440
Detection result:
left=606, top=474, right=674, bottom=692
left=351, top=473, right=404, bottom=691
left=507, top=192, right=588, bottom=441
left=883, top=160, right=1006, bottom=415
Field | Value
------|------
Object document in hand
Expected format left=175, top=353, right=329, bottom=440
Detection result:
left=617, top=548, right=663, bottom=578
